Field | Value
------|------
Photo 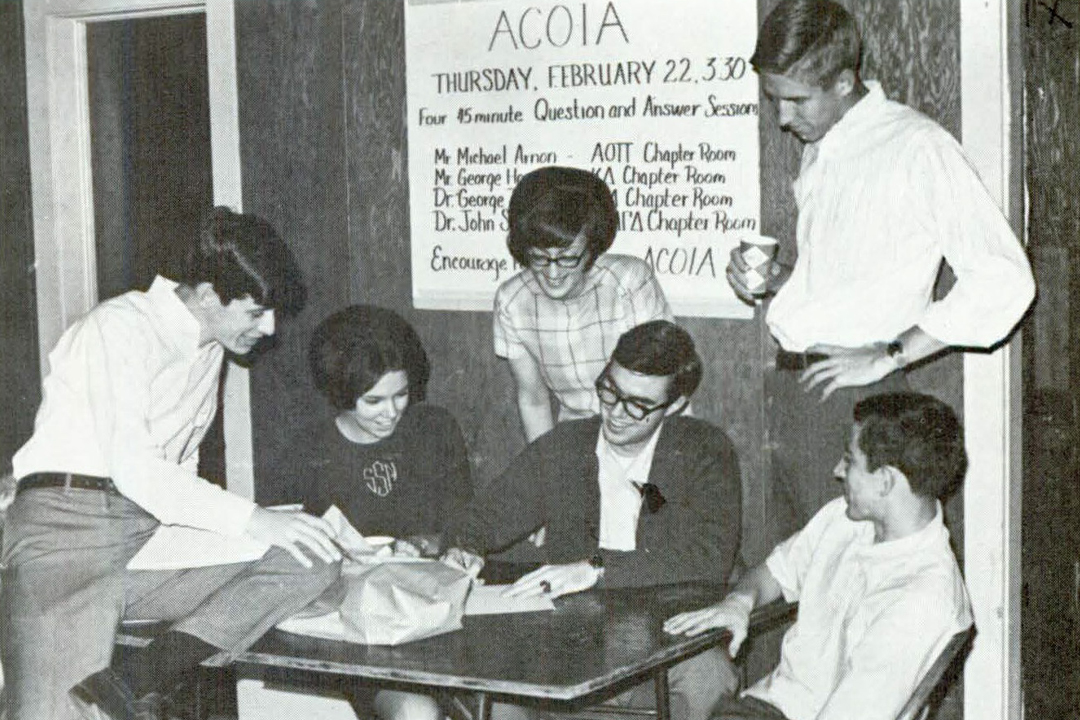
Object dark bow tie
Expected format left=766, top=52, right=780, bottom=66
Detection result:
left=633, top=482, right=667, bottom=513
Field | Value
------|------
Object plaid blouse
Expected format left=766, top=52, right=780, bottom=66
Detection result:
left=494, top=254, right=672, bottom=420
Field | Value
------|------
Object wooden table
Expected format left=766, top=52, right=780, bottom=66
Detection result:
left=217, top=580, right=732, bottom=720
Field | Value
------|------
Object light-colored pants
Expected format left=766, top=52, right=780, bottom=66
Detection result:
left=491, top=647, right=738, bottom=720
left=0, top=486, right=339, bottom=720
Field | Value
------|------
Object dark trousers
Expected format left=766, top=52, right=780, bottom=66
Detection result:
left=711, top=694, right=788, bottom=720
left=765, top=367, right=909, bottom=540
left=491, top=647, right=738, bottom=720
left=0, top=487, right=339, bottom=720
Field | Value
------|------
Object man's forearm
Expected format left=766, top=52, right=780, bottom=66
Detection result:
left=519, top=398, right=555, bottom=442
left=726, top=562, right=784, bottom=609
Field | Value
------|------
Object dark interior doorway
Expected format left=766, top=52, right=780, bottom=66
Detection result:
left=86, top=13, right=226, bottom=485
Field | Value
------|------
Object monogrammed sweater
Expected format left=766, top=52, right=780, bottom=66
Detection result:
left=300, top=403, right=471, bottom=541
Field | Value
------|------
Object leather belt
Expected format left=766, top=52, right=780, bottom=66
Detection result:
left=16, top=472, right=118, bottom=495
left=775, top=350, right=830, bottom=371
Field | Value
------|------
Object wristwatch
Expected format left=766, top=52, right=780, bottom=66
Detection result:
left=885, top=338, right=906, bottom=368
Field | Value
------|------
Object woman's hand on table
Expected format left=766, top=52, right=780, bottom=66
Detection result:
left=441, top=547, right=485, bottom=578
left=502, top=561, right=600, bottom=599
left=396, top=534, right=441, bottom=558
left=391, top=538, right=422, bottom=557
left=246, top=506, right=342, bottom=568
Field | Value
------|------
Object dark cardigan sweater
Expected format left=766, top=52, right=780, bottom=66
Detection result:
left=452, top=415, right=741, bottom=588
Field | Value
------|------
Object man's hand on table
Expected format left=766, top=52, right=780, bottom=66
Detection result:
left=663, top=592, right=754, bottom=655
left=441, top=547, right=485, bottom=578
left=502, top=561, right=601, bottom=599
left=245, top=506, right=342, bottom=568
left=800, top=342, right=898, bottom=400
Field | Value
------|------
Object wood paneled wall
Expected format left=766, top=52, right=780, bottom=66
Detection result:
left=237, top=0, right=963, bottom=566
left=1021, top=2, right=1080, bottom=717
left=0, top=0, right=40, bottom=467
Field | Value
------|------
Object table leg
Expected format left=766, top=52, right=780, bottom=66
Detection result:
left=654, top=669, right=670, bottom=720
left=475, top=691, right=492, bottom=720
left=193, top=668, right=205, bottom=720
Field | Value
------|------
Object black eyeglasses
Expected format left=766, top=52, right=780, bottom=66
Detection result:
left=526, top=252, right=585, bottom=269
left=594, top=375, right=675, bottom=421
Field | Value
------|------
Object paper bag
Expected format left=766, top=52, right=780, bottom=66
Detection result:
left=339, top=560, right=471, bottom=645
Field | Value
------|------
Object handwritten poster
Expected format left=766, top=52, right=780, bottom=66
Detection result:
left=405, top=0, right=759, bottom=318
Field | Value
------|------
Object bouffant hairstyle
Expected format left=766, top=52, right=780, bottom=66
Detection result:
left=506, top=166, right=618, bottom=271
left=176, top=206, right=306, bottom=315
left=853, top=392, right=968, bottom=500
left=750, top=0, right=862, bottom=89
left=309, top=305, right=431, bottom=410
left=610, top=320, right=703, bottom=402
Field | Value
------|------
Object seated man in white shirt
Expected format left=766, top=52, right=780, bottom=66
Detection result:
left=1, top=207, right=342, bottom=720
left=444, top=320, right=743, bottom=720
left=664, top=392, right=973, bottom=720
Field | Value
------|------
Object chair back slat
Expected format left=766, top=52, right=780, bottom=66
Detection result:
left=894, top=625, right=976, bottom=720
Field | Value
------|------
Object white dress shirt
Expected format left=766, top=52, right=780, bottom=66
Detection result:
left=744, top=497, right=972, bottom=720
left=767, top=81, right=1035, bottom=351
left=594, top=424, right=662, bottom=551
left=13, top=276, right=257, bottom=536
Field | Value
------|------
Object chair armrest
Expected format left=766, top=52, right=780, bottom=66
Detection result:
left=747, top=600, right=798, bottom=637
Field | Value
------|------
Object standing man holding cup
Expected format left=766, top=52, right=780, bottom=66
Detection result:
left=726, top=0, right=1034, bottom=533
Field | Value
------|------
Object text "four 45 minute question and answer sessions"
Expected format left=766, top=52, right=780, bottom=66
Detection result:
left=416, top=58, right=757, bottom=127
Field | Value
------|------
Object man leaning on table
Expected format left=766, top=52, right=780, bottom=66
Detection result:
left=665, top=392, right=972, bottom=720
left=0, top=208, right=342, bottom=720
left=445, top=319, right=742, bottom=720
left=726, top=0, right=1035, bottom=533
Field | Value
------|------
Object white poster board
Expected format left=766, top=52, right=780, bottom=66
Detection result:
left=405, top=0, right=759, bottom=318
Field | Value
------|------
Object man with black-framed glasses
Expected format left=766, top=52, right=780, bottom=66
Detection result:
left=446, top=320, right=742, bottom=720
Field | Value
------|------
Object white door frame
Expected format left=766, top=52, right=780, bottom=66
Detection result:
left=22, top=0, right=255, bottom=499
left=960, top=1, right=1024, bottom=718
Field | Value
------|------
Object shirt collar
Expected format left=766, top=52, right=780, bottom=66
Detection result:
left=595, top=419, right=665, bottom=477
left=147, top=275, right=205, bottom=354
left=806, top=80, right=887, bottom=164
left=855, top=500, right=949, bottom=559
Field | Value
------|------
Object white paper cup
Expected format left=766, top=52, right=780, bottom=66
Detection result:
left=739, top=235, right=779, bottom=296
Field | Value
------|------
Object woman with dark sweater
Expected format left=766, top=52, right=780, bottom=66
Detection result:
left=302, top=304, right=471, bottom=720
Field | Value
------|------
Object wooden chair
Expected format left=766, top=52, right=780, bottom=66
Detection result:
left=894, top=625, right=976, bottom=720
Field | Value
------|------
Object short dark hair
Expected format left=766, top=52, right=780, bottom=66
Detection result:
left=506, top=166, right=618, bottom=271
left=853, top=392, right=968, bottom=499
left=750, top=0, right=862, bottom=88
left=309, top=305, right=431, bottom=410
left=610, top=320, right=702, bottom=401
left=177, top=206, right=306, bottom=315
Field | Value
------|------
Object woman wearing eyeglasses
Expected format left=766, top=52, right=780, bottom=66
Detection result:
left=495, top=165, right=673, bottom=442
left=298, top=305, right=472, bottom=720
